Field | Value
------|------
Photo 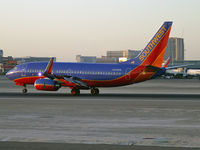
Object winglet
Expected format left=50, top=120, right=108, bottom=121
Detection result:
left=43, top=57, right=54, bottom=75
left=163, top=57, right=171, bottom=68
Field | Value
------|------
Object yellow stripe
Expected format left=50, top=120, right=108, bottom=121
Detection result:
left=152, top=46, right=167, bottom=67
left=139, top=26, right=171, bottom=66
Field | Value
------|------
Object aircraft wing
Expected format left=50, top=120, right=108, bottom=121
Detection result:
left=145, top=65, right=163, bottom=72
left=162, top=57, right=193, bottom=70
left=166, top=64, right=193, bottom=70
left=43, top=57, right=88, bottom=88
left=63, top=77, right=87, bottom=87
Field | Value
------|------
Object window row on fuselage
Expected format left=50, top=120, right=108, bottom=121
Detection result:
left=26, top=69, right=123, bottom=76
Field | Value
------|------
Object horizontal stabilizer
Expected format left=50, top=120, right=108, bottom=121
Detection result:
left=144, top=65, right=162, bottom=72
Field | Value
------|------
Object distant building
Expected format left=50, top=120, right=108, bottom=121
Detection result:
left=123, top=49, right=141, bottom=59
left=3, top=60, right=18, bottom=72
left=105, top=49, right=141, bottom=63
left=0, top=51, right=56, bottom=73
left=107, top=50, right=124, bottom=58
left=96, top=56, right=118, bottom=63
left=0, top=55, right=17, bottom=72
left=0, top=63, right=4, bottom=73
left=76, top=55, right=97, bottom=63
left=76, top=49, right=141, bottom=64
left=0, top=49, right=3, bottom=63
left=107, top=49, right=141, bottom=59
left=2, top=56, right=14, bottom=64
left=0, top=49, right=3, bottom=56
left=164, top=37, right=184, bottom=64
left=76, top=55, right=118, bottom=63
left=14, top=57, right=56, bottom=64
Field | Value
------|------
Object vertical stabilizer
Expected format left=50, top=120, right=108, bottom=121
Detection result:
left=123, top=22, right=172, bottom=68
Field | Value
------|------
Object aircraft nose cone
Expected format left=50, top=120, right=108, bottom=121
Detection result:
left=6, top=71, right=9, bottom=79
left=6, top=70, right=12, bottom=80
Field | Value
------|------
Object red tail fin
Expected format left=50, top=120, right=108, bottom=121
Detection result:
left=123, top=22, right=172, bottom=68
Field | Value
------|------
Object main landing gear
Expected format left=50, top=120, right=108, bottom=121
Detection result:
left=70, top=87, right=99, bottom=96
left=22, top=85, right=28, bottom=94
left=90, top=88, right=99, bottom=96
left=71, top=88, right=80, bottom=96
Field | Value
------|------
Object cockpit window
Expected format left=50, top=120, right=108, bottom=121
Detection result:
left=14, top=66, right=18, bottom=70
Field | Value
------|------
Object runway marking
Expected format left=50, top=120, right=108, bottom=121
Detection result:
left=1, top=137, right=10, bottom=141
left=0, top=97, right=152, bottom=102
left=0, top=97, right=200, bottom=104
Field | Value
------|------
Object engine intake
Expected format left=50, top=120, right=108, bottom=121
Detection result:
left=34, top=78, right=60, bottom=91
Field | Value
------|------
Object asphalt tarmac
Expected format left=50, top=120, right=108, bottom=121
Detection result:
left=0, top=76, right=200, bottom=149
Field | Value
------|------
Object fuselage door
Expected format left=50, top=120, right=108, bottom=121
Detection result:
left=125, top=68, right=132, bottom=80
left=21, top=64, right=27, bottom=77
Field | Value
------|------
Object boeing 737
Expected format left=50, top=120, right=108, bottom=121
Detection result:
left=6, top=22, right=174, bottom=95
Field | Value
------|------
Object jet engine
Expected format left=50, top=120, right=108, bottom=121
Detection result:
left=34, top=78, right=60, bottom=91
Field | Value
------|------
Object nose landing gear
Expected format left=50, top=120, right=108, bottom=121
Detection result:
left=22, top=85, right=27, bottom=93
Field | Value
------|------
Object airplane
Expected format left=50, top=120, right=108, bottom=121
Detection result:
left=165, top=68, right=200, bottom=78
left=187, top=69, right=200, bottom=76
left=6, top=21, right=174, bottom=96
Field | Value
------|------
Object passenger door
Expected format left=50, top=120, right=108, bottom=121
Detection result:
left=125, top=68, right=132, bottom=80
left=21, top=64, right=27, bottom=77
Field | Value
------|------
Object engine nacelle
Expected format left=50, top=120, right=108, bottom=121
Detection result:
left=34, top=78, right=60, bottom=91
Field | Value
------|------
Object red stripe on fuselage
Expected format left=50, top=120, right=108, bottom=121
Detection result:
left=13, top=65, right=153, bottom=87
left=14, top=76, right=45, bottom=85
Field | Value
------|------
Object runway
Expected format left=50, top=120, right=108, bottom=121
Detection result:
left=0, top=77, right=200, bottom=149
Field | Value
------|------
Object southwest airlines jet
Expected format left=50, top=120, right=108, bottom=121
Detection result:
left=6, top=22, right=173, bottom=95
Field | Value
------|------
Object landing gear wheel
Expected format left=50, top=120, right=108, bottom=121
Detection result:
left=71, top=88, right=80, bottom=96
left=22, top=88, right=27, bottom=93
left=91, top=88, right=99, bottom=96
left=22, top=84, right=27, bottom=94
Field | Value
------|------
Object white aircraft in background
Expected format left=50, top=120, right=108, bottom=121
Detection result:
left=187, top=69, right=200, bottom=76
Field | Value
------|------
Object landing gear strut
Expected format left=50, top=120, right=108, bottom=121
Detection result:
left=22, top=85, right=27, bottom=93
left=71, top=88, right=80, bottom=96
left=91, top=88, right=99, bottom=96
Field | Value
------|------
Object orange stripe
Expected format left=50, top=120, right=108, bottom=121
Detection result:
left=141, top=26, right=172, bottom=66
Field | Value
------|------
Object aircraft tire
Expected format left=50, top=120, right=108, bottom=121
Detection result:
left=71, top=88, right=80, bottom=96
left=91, top=88, right=99, bottom=96
left=22, top=89, right=27, bottom=93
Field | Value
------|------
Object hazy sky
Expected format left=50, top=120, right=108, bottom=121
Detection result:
left=0, top=0, right=200, bottom=62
